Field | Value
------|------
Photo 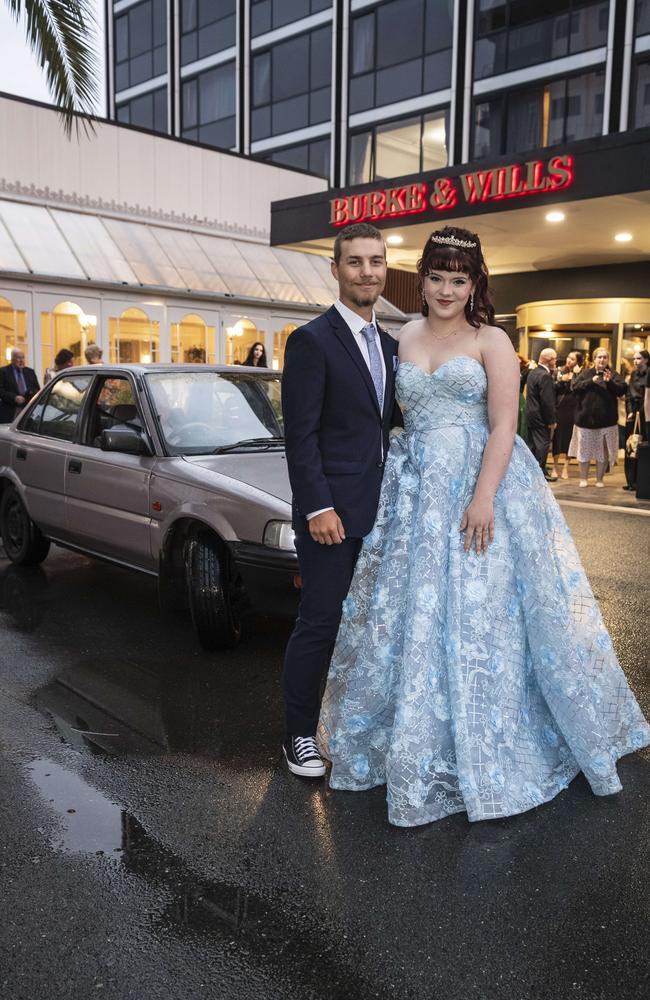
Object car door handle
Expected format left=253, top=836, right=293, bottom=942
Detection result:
left=16, top=448, right=27, bottom=461
left=68, top=459, right=82, bottom=474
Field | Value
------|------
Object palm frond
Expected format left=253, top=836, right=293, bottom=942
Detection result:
left=5, top=0, right=100, bottom=138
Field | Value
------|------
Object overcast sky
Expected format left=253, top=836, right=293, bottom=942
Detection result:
left=0, top=1, right=105, bottom=114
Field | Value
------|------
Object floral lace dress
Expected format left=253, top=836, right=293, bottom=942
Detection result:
left=318, top=357, right=650, bottom=827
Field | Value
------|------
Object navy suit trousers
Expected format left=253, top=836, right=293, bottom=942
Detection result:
left=282, top=531, right=362, bottom=737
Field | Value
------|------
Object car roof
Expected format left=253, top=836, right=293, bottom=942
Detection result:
left=67, top=363, right=279, bottom=375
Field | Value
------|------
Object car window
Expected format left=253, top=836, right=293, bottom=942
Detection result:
left=22, top=375, right=93, bottom=440
left=86, top=376, right=143, bottom=447
left=146, top=371, right=283, bottom=455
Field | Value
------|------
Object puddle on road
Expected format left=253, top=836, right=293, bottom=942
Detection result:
left=27, top=758, right=373, bottom=998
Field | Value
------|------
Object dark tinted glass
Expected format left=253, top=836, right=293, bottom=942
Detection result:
left=632, top=59, right=650, bottom=127
left=310, top=26, right=332, bottom=89
left=377, top=0, right=423, bottom=68
left=638, top=0, right=650, bottom=34
left=273, top=35, right=309, bottom=100
left=425, top=0, right=454, bottom=51
left=253, top=52, right=271, bottom=106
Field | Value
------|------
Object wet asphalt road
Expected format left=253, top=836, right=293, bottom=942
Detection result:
left=0, top=506, right=648, bottom=1000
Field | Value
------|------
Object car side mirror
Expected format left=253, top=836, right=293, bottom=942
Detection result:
left=100, top=426, right=151, bottom=456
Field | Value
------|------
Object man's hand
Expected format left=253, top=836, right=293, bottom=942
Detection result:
left=15, top=395, right=25, bottom=405
left=309, top=509, right=346, bottom=545
left=549, top=423, right=557, bottom=432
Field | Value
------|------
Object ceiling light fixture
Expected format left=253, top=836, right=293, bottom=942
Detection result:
left=386, top=234, right=404, bottom=245
left=545, top=211, right=565, bottom=223
left=614, top=232, right=633, bottom=242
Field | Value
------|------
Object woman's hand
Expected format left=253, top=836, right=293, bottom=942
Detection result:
left=459, top=495, right=494, bottom=555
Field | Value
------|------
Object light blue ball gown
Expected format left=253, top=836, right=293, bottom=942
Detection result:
left=318, top=356, right=650, bottom=827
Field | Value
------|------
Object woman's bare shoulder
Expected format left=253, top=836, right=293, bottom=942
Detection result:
left=396, top=318, right=426, bottom=343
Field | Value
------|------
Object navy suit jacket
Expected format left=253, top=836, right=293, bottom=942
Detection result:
left=282, top=305, right=400, bottom=538
left=0, top=364, right=40, bottom=424
left=525, top=365, right=556, bottom=427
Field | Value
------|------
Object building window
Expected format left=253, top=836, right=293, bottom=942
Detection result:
left=115, top=0, right=167, bottom=91
left=348, top=110, right=448, bottom=184
left=40, top=301, right=97, bottom=377
left=251, top=26, right=331, bottom=141
left=474, top=1, right=609, bottom=80
left=171, top=314, right=217, bottom=364
left=225, top=317, right=265, bottom=366
left=116, top=87, right=168, bottom=133
left=260, top=137, right=330, bottom=177
left=251, top=0, right=332, bottom=38
left=349, top=0, right=453, bottom=115
left=109, top=307, right=160, bottom=364
left=180, top=0, right=236, bottom=65
left=472, top=69, right=605, bottom=158
left=182, top=63, right=236, bottom=148
left=632, top=58, right=650, bottom=127
left=0, top=295, right=28, bottom=366
left=637, top=0, right=650, bottom=34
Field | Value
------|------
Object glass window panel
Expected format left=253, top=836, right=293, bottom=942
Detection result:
left=375, top=116, right=421, bottom=180
left=181, top=33, right=197, bottom=65
left=508, top=15, right=568, bottom=69
left=153, top=0, right=166, bottom=47
left=272, top=93, right=309, bottom=134
left=129, top=92, right=154, bottom=129
left=308, top=138, right=330, bottom=178
left=637, top=0, right=650, bottom=35
left=116, top=102, right=130, bottom=122
left=271, top=144, right=310, bottom=170
left=129, top=2, right=152, bottom=58
left=348, top=131, right=372, bottom=184
left=153, top=44, right=167, bottom=76
left=149, top=228, right=228, bottom=292
left=565, top=70, right=604, bottom=139
left=0, top=217, right=29, bottom=272
left=309, top=86, right=331, bottom=124
left=199, top=117, right=236, bottom=148
left=352, top=13, right=375, bottom=75
left=375, top=58, right=422, bottom=106
left=130, top=51, right=154, bottom=86
left=199, top=21, right=219, bottom=58
left=252, top=0, right=271, bottom=37
left=477, top=0, right=507, bottom=33
left=253, top=52, right=271, bottom=106
left=546, top=78, right=566, bottom=144
left=506, top=85, right=543, bottom=152
left=251, top=105, right=271, bottom=140
left=51, top=212, right=138, bottom=284
left=377, top=0, right=423, bottom=68
left=312, top=0, right=332, bottom=10
left=110, top=308, right=160, bottom=364
left=473, top=98, right=502, bottom=158
left=310, top=26, right=332, bottom=89
left=569, top=1, right=608, bottom=52
left=115, top=15, right=129, bottom=62
left=349, top=73, right=375, bottom=113
left=194, top=236, right=268, bottom=299
left=423, top=48, right=452, bottom=92
left=0, top=203, right=85, bottom=279
left=153, top=87, right=167, bottom=132
left=182, top=79, right=198, bottom=129
left=422, top=111, right=448, bottom=170
left=181, top=0, right=197, bottom=33
left=474, top=33, right=507, bottom=79
left=115, top=62, right=129, bottom=91
left=273, top=35, right=309, bottom=101
left=425, top=0, right=454, bottom=51
left=275, top=0, right=310, bottom=27
left=633, top=60, right=650, bottom=128
left=39, top=376, right=93, bottom=441
left=238, top=243, right=306, bottom=303
left=280, top=248, right=336, bottom=307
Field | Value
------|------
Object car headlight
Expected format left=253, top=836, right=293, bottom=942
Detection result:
left=263, top=520, right=296, bottom=551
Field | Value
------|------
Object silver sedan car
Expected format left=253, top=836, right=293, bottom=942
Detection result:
left=0, top=364, right=298, bottom=650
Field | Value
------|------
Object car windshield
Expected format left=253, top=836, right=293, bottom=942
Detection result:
left=145, top=370, right=284, bottom=455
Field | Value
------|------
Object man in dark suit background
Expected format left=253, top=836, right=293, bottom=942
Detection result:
left=281, top=222, right=399, bottom=778
left=526, top=348, right=557, bottom=479
left=0, top=349, right=40, bottom=423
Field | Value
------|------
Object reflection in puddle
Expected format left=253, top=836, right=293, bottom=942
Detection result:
left=29, top=758, right=124, bottom=855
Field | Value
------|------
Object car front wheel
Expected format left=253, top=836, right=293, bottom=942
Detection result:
left=0, top=487, right=51, bottom=566
left=185, top=531, right=244, bottom=650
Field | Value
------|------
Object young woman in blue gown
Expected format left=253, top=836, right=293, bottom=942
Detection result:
left=318, top=226, right=650, bottom=827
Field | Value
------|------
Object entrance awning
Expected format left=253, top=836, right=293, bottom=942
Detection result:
left=0, top=198, right=405, bottom=319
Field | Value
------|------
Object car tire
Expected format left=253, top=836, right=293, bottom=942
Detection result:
left=0, top=487, right=51, bottom=566
left=185, top=531, right=243, bottom=651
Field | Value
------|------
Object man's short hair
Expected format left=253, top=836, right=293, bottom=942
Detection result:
left=55, top=348, right=74, bottom=366
left=333, top=223, right=385, bottom=264
left=84, top=343, right=103, bottom=362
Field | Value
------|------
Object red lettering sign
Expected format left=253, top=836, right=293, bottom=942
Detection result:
left=329, top=154, right=574, bottom=226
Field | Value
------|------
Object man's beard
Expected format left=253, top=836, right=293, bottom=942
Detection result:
left=350, top=287, right=380, bottom=308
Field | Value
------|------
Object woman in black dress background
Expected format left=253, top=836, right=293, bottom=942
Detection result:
left=551, top=350, right=583, bottom=480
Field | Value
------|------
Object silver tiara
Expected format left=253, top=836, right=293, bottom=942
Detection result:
left=430, top=234, right=477, bottom=249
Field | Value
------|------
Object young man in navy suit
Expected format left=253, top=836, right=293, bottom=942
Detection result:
left=281, top=222, right=400, bottom=777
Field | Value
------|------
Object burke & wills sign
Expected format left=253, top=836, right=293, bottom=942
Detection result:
left=329, top=154, right=574, bottom=227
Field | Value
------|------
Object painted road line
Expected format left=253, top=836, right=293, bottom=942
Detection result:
left=558, top=500, right=650, bottom=517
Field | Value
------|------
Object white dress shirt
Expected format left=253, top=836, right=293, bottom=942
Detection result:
left=307, top=300, right=387, bottom=520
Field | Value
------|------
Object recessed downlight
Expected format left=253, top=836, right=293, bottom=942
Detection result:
left=545, top=211, right=565, bottom=223
left=386, top=234, right=404, bottom=245
left=614, top=232, right=633, bottom=242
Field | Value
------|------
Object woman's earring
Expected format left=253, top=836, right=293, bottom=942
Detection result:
left=469, top=292, right=475, bottom=313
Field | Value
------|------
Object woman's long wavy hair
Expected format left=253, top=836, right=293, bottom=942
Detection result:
left=417, top=226, right=495, bottom=329
left=243, top=342, right=268, bottom=367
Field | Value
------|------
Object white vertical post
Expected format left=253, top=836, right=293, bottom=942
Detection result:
left=461, top=0, right=475, bottom=164
left=619, top=0, right=637, bottom=132
left=339, top=0, right=350, bottom=185
left=447, top=0, right=460, bottom=166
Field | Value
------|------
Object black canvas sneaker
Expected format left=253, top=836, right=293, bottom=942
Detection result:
left=283, top=736, right=326, bottom=777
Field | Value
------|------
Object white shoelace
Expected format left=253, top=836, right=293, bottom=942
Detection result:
left=294, top=736, right=320, bottom=761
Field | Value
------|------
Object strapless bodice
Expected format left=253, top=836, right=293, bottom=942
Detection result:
left=396, top=356, right=488, bottom=433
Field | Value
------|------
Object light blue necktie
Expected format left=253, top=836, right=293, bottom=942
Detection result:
left=361, top=323, right=384, bottom=411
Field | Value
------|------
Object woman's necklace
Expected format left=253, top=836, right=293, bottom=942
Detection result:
left=427, top=326, right=465, bottom=341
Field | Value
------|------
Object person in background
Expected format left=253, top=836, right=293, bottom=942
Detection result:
left=84, top=344, right=103, bottom=364
left=525, top=348, right=557, bottom=479
left=44, top=347, right=75, bottom=384
left=550, top=350, right=583, bottom=480
left=243, top=342, right=268, bottom=368
left=623, top=349, right=649, bottom=491
left=0, top=349, right=41, bottom=423
left=516, top=353, right=530, bottom=439
left=568, top=347, right=626, bottom=487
